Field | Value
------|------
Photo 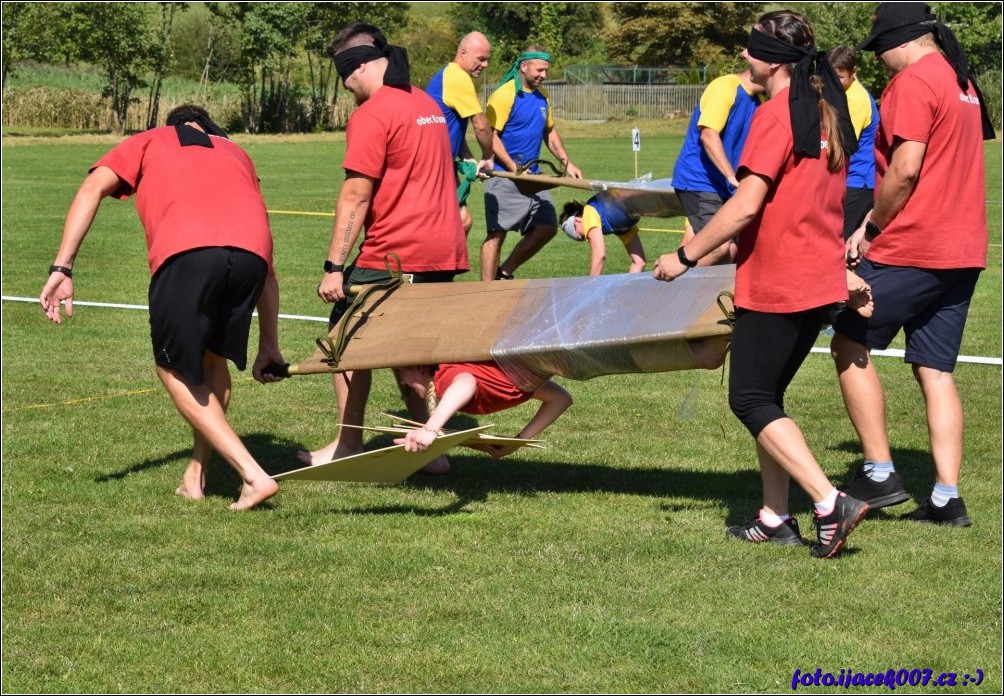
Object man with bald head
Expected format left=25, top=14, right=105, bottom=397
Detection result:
left=427, top=32, right=494, bottom=235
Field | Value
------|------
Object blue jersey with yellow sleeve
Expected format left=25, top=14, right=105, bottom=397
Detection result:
left=845, top=79, right=879, bottom=189
left=486, top=82, right=553, bottom=173
left=426, top=62, right=484, bottom=158
left=583, top=195, right=640, bottom=245
left=671, top=73, right=760, bottom=198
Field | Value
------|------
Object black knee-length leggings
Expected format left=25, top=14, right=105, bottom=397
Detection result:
left=728, top=304, right=833, bottom=438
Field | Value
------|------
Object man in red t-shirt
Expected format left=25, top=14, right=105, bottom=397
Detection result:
left=39, top=105, right=284, bottom=511
left=303, top=23, right=469, bottom=472
left=831, top=3, right=993, bottom=527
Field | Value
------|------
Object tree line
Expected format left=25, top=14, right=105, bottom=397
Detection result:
left=3, top=2, right=1000, bottom=134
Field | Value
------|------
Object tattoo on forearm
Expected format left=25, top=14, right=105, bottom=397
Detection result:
left=338, top=209, right=356, bottom=261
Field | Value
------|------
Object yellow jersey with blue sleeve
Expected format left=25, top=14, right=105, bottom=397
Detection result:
left=486, top=82, right=553, bottom=173
left=426, top=62, right=483, bottom=158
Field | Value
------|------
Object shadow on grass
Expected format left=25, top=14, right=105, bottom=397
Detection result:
left=93, top=427, right=931, bottom=527
left=317, top=430, right=934, bottom=530
left=94, top=432, right=307, bottom=506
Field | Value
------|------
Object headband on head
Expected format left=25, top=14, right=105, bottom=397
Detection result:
left=561, top=214, right=579, bottom=240
left=858, top=5, right=994, bottom=140
left=334, top=30, right=411, bottom=87
left=165, top=109, right=229, bottom=147
left=747, top=27, right=857, bottom=159
left=498, top=50, right=552, bottom=96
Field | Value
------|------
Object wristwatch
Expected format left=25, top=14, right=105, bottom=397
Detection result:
left=323, top=260, right=344, bottom=273
left=864, top=221, right=882, bottom=241
left=677, top=246, right=698, bottom=269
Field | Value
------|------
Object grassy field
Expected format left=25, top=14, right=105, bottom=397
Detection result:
left=2, top=127, right=1002, bottom=693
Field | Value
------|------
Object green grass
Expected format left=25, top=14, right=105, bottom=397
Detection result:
left=2, top=131, right=1002, bottom=693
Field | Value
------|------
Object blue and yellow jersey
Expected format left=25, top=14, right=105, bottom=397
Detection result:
left=426, top=62, right=484, bottom=158
left=583, top=196, right=640, bottom=246
left=486, top=81, right=553, bottom=172
left=845, top=79, right=879, bottom=189
left=671, top=73, right=760, bottom=198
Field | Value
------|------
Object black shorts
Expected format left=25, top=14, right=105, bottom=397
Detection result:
left=842, top=187, right=874, bottom=240
left=328, top=265, right=460, bottom=327
left=677, top=189, right=725, bottom=233
left=149, top=247, right=268, bottom=384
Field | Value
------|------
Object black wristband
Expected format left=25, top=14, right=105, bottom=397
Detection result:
left=677, top=246, right=697, bottom=269
left=49, top=265, right=73, bottom=278
left=323, top=260, right=344, bottom=273
left=864, top=220, right=882, bottom=240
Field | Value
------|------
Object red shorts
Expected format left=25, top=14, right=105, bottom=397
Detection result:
left=434, top=362, right=532, bottom=415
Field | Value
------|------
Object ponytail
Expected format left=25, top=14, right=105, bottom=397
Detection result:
left=811, top=74, right=845, bottom=172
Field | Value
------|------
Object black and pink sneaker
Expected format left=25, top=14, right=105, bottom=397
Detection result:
left=727, top=515, right=805, bottom=546
left=811, top=492, right=869, bottom=558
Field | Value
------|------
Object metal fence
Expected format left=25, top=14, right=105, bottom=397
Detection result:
left=482, top=83, right=704, bottom=121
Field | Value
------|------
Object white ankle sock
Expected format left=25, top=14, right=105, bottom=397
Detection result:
left=815, top=488, right=839, bottom=517
left=759, top=508, right=790, bottom=527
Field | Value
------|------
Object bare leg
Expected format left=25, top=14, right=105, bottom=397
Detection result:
left=177, top=355, right=233, bottom=500
left=756, top=418, right=835, bottom=505
left=499, top=224, right=557, bottom=277
left=696, top=241, right=735, bottom=266
left=481, top=231, right=506, bottom=281
left=177, top=431, right=211, bottom=500
left=460, top=206, right=473, bottom=237
left=157, top=355, right=277, bottom=511
left=395, top=367, right=450, bottom=474
left=298, top=370, right=370, bottom=465
left=684, top=219, right=734, bottom=267
left=680, top=218, right=695, bottom=246
left=756, top=440, right=791, bottom=517
left=913, top=364, right=964, bottom=487
left=830, top=333, right=892, bottom=463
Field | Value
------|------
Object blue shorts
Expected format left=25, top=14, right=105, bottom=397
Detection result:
left=832, top=258, right=982, bottom=372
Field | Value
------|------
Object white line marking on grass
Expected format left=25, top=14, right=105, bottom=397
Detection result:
left=808, top=347, right=1001, bottom=366
left=3, top=295, right=329, bottom=323
left=6, top=295, right=1002, bottom=365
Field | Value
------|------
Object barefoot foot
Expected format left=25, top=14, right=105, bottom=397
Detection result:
left=297, top=442, right=363, bottom=466
left=230, top=477, right=279, bottom=511
left=846, top=270, right=874, bottom=318
left=175, top=483, right=205, bottom=500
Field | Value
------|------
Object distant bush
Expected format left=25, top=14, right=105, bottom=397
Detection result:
left=2, top=85, right=242, bottom=132
left=2, top=83, right=362, bottom=133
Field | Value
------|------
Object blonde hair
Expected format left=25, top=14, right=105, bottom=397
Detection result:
left=425, top=379, right=438, bottom=415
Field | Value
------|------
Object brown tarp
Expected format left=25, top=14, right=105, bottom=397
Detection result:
left=285, top=267, right=735, bottom=391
